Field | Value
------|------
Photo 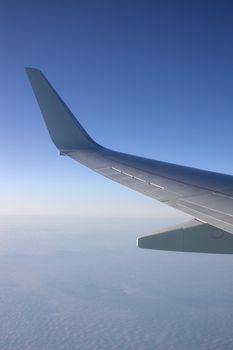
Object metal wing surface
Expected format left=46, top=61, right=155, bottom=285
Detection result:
left=26, top=68, right=233, bottom=254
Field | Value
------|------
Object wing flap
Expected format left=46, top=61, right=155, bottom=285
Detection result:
left=137, top=219, right=233, bottom=254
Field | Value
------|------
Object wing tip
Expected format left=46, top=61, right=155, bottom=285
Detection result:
left=25, top=67, right=41, bottom=73
left=25, top=67, right=45, bottom=81
left=26, top=67, right=102, bottom=151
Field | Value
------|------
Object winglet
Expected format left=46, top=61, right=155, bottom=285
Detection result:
left=26, top=68, right=101, bottom=152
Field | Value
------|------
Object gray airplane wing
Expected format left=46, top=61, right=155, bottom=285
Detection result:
left=26, top=67, right=233, bottom=254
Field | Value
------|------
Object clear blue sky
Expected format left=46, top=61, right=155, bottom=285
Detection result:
left=1, top=0, right=233, bottom=217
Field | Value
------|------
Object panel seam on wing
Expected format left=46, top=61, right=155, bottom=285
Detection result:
left=111, top=167, right=164, bottom=189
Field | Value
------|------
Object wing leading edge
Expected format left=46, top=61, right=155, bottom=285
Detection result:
left=26, top=68, right=233, bottom=254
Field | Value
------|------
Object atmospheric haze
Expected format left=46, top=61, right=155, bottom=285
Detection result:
left=0, top=216, right=232, bottom=350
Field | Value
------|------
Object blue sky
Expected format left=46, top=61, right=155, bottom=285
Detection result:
left=1, top=0, right=233, bottom=217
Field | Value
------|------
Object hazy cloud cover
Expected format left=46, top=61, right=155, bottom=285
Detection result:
left=0, top=217, right=232, bottom=349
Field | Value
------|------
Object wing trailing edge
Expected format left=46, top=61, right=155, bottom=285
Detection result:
left=137, top=219, right=233, bottom=254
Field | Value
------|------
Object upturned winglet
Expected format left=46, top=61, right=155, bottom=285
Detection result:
left=26, top=68, right=101, bottom=151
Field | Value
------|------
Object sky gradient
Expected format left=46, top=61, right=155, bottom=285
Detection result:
left=1, top=0, right=233, bottom=216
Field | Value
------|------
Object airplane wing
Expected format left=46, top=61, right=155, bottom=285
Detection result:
left=26, top=67, right=233, bottom=254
